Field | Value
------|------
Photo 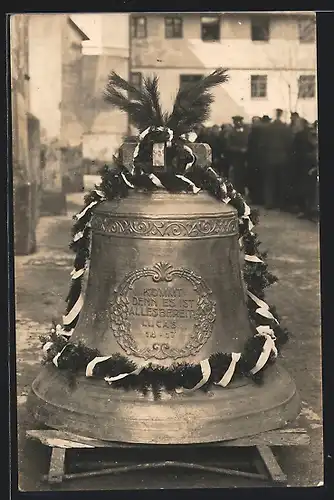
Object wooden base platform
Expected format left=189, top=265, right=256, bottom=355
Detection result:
left=26, top=425, right=310, bottom=487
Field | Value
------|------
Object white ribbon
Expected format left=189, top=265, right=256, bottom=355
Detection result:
left=206, top=168, right=229, bottom=202
left=220, top=182, right=227, bottom=195
left=255, top=307, right=279, bottom=322
left=183, top=144, right=196, bottom=172
left=148, top=173, right=164, bottom=188
left=250, top=335, right=278, bottom=374
left=61, top=329, right=74, bottom=338
left=216, top=352, right=241, bottom=387
left=43, top=341, right=54, bottom=353
left=56, top=324, right=74, bottom=338
left=243, top=202, right=251, bottom=217
left=62, top=294, right=84, bottom=326
left=207, top=167, right=217, bottom=177
left=247, top=290, right=269, bottom=310
left=104, top=364, right=146, bottom=384
left=181, top=131, right=197, bottom=143
left=175, top=175, right=201, bottom=194
left=71, top=268, right=85, bottom=280
left=73, top=231, right=84, bottom=243
left=247, top=290, right=279, bottom=324
left=241, top=215, right=254, bottom=232
left=256, top=325, right=276, bottom=340
left=74, top=201, right=98, bottom=221
left=94, top=189, right=105, bottom=198
left=165, top=127, right=174, bottom=146
left=86, top=356, right=112, bottom=377
left=175, top=359, right=211, bottom=394
left=52, top=344, right=69, bottom=367
left=121, top=171, right=135, bottom=188
left=134, top=127, right=151, bottom=156
left=244, top=254, right=264, bottom=263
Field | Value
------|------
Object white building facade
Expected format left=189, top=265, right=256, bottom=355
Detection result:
left=72, top=11, right=317, bottom=161
left=71, top=13, right=130, bottom=162
left=130, top=12, right=317, bottom=124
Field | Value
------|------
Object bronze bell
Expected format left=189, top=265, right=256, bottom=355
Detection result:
left=28, top=142, right=300, bottom=444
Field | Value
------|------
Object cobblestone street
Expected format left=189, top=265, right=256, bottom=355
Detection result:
left=14, top=193, right=323, bottom=490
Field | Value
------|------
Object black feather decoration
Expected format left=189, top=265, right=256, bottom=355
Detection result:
left=166, top=68, right=229, bottom=136
left=104, top=71, right=165, bottom=132
left=141, top=75, right=164, bottom=127
left=103, top=68, right=229, bottom=135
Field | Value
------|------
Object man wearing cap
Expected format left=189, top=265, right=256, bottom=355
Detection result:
left=224, top=116, right=250, bottom=195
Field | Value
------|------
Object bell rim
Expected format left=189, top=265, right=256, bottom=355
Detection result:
left=28, top=363, right=300, bottom=445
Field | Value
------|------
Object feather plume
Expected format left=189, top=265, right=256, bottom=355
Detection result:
left=103, top=67, right=229, bottom=135
left=166, top=68, right=229, bottom=136
left=105, top=71, right=143, bottom=102
left=142, top=75, right=164, bottom=127
left=104, top=71, right=165, bottom=131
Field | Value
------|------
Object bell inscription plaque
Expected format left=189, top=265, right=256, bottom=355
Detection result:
left=108, top=262, right=216, bottom=360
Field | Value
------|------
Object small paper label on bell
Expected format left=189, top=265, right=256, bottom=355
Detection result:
left=152, top=143, right=165, bottom=167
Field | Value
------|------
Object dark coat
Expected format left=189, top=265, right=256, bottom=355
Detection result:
left=259, top=120, right=293, bottom=166
left=225, top=125, right=250, bottom=154
left=247, top=124, right=262, bottom=165
left=293, top=127, right=318, bottom=173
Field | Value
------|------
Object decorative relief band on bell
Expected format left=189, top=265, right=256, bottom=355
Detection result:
left=91, top=215, right=238, bottom=239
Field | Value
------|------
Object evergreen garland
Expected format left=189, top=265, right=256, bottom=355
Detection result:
left=38, top=68, right=290, bottom=399
left=39, top=161, right=290, bottom=399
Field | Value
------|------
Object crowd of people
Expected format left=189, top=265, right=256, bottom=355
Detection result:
left=194, top=110, right=319, bottom=221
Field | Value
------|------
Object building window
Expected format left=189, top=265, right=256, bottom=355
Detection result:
left=251, top=75, right=267, bottom=98
left=165, top=16, right=183, bottom=38
left=251, top=15, right=270, bottom=42
left=298, top=18, right=316, bottom=43
left=131, top=16, right=147, bottom=38
left=180, top=74, right=203, bottom=88
left=201, top=16, right=220, bottom=41
left=298, top=75, right=316, bottom=98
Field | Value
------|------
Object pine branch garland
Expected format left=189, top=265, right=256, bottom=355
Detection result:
left=37, top=126, right=292, bottom=398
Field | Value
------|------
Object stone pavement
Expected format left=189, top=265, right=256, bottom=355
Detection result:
left=14, top=193, right=323, bottom=490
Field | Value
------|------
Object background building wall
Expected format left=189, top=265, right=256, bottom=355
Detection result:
left=81, top=52, right=129, bottom=161
left=28, top=14, right=63, bottom=198
left=60, top=18, right=86, bottom=147
left=28, top=15, right=62, bottom=142
left=131, top=12, right=317, bottom=123
left=11, top=14, right=41, bottom=254
left=79, top=13, right=130, bottom=162
left=60, top=18, right=88, bottom=191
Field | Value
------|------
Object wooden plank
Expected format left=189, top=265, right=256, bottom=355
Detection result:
left=220, top=428, right=310, bottom=447
left=27, top=428, right=308, bottom=486
left=48, top=447, right=66, bottom=484
left=255, top=445, right=287, bottom=483
left=26, top=430, right=99, bottom=449
left=27, top=427, right=310, bottom=451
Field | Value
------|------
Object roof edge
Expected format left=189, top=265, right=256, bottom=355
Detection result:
left=67, top=16, right=90, bottom=41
